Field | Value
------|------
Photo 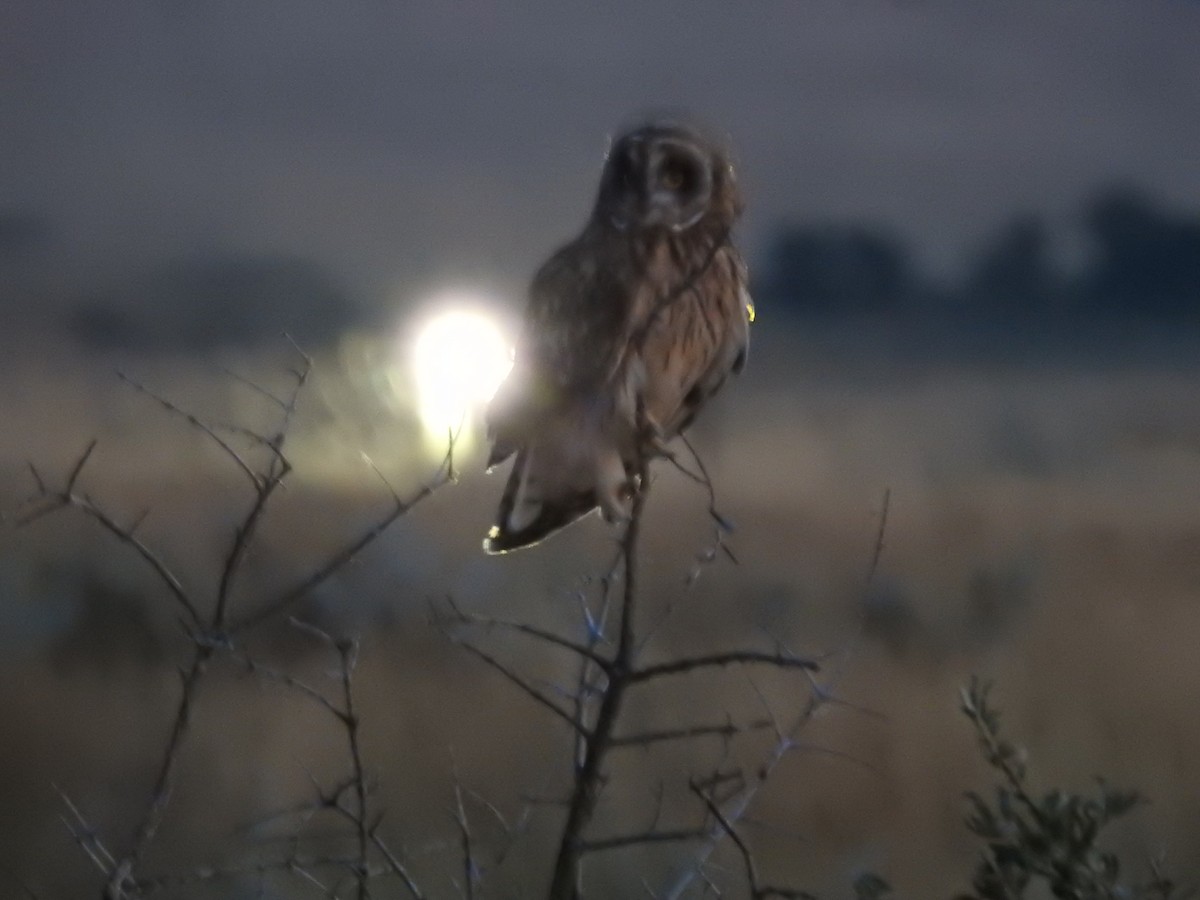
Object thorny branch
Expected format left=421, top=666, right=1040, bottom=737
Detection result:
left=442, top=596, right=614, bottom=672
left=18, top=347, right=445, bottom=899
left=627, top=649, right=819, bottom=683
left=447, top=630, right=590, bottom=737
left=689, top=780, right=817, bottom=900
left=451, top=760, right=480, bottom=900
left=19, top=441, right=201, bottom=628
left=546, top=443, right=652, bottom=900
left=230, top=435, right=456, bottom=636
left=430, top=241, right=852, bottom=898
left=103, top=650, right=210, bottom=899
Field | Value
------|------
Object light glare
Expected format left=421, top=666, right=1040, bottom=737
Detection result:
left=411, top=306, right=512, bottom=446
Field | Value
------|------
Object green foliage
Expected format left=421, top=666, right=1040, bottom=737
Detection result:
left=956, top=677, right=1188, bottom=900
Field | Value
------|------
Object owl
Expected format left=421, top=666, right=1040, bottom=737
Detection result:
left=483, top=119, right=751, bottom=554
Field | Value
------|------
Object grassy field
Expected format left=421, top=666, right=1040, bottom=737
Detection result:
left=1, top=322, right=1197, bottom=896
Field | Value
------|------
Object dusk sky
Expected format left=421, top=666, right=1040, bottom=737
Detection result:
left=4, top=2, right=1200, bottom=331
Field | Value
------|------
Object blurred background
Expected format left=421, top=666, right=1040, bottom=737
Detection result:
left=3, top=2, right=1200, bottom=896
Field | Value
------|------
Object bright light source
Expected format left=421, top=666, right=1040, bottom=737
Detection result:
left=410, top=303, right=513, bottom=447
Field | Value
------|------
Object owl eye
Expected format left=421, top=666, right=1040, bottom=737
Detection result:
left=659, top=157, right=696, bottom=193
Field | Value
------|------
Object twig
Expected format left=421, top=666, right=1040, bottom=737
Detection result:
left=689, top=781, right=816, bottom=900
left=627, top=650, right=818, bottom=684
left=55, top=784, right=118, bottom=877
left=865, top=487, right=890, bottom=588
left=610, top=717, right=775, bottom=748
left=572, top=549, right=622, bottom=772
left=452, top=636, right=589, bottom=737
left=333, top=636, right=372, bottom=900
left=214, top=460, right=290, bottom=628
left=660, top=669, right=836, bottom=899
left=105, top=648, right=210, bottom=899
left=19, top=443, right=201, bottom=628
left=230, top=440, right=455, bottom=635
left=442, top=596, right=614, bottom=672
left=29, top=346, right=446, bottom=897
left=451, top=760, right=479, bottom=900
left=579, top=829, right=711, bottom=855
left=370, top=826, right=425, bottom=899
left=117, top=373, right=261, bottom=490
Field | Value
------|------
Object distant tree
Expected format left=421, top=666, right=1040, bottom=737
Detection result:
left=963, top=214, right=1060, bottom=317
left=757, top=222, right=916, bottom=314
left=1082, top=188, right=1200, bottom=318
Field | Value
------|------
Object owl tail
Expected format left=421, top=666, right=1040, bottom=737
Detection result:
left=483, top=435, right=633, bottom=554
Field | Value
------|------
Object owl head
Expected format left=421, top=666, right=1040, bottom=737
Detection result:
left=594, top=119, right=741, bottom=235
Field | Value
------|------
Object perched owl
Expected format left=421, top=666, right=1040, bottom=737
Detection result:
left=483, top=119, right=751, bottom=554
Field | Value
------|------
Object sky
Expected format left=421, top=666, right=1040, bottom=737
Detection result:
left=3, top=1, right=1200, bottom=334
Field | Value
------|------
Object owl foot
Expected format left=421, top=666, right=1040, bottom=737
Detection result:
left=598, top=475, right=641, bottom=524
left=635, top=411, right=675, bottom=458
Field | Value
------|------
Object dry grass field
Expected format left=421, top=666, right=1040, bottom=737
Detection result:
left=2, top=322, right=1198, bottom=896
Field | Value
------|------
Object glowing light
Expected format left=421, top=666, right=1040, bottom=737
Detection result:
left=410, top=304, right=513, bottom=446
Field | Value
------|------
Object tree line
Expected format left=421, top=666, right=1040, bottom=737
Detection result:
left=756, top=186, right=1200, bottom=321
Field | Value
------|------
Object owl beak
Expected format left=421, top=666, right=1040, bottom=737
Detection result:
left=640, top=192, right=675, bottom=229
left=643, top=192, right=704, bottom=232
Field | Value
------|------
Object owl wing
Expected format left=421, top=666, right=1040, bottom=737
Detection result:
left=482, top=238, right=750, bottom=554
left=483, top=237, right=650, bottom=553
left=485, top=239, right=634, bottom=469
left=632, top=244, right=750, bottom=439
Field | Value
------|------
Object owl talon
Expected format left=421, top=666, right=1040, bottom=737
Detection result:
left=635, top=412, right=673, bottom=456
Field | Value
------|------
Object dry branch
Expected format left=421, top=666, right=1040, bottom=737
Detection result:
left=20, top=347, right=443, bottom=899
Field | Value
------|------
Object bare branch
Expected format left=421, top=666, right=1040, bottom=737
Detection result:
left=451, top=763, right=479, bottom=900
left=441, top=596, right=614, bottom=672
left=661, top=674, right=835, bottom=900
left=213, top=349, right=313, bottom=626
left=369, top=825, right=425, bottom=899
left=117, top=373, right=261, bottom=490
left=865, top=487, right=891, bottom=588
left=55, top=784, right=118, bottom=876
left=104, top=649, right=211, bottom=898
left=132, top=852, right=387, bottom=895
left=610, top=717, right=775, bottom=749
left=25, top=459, right=46, bottom=494
left=272, top=338, right=312, bottom=472
left=335, top=637, right=372, bottom=900
left=231, top=650, right=345, bottom=720
left=230, top=454, right=454, bottom=635
left=17, top=446, right=201, bottom=627
left=579, top=829, right=710, bottom=855
left=571, top=550, right=621, bottom=772
left=628, top=650, right=819, bottom=684
left=214, top=461, right=290, bottom=628
left=452, top=637, right=589, bottom=737
left=689, top=780, right=817, bottom=900
left=220, top=366, right=289, bottom=412
left=65, top=438, right=98, bottom=493
left=548, top=445, right=651, bottom=899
